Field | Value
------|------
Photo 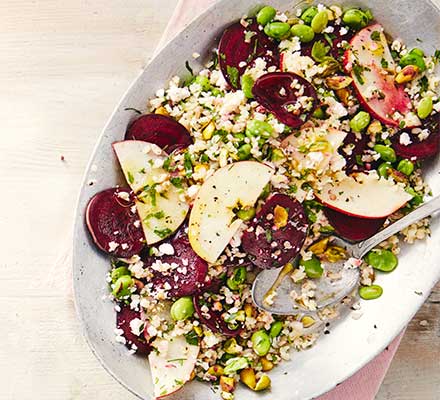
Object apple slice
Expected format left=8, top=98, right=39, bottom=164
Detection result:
left=189, top=161, right=274, bottom=263
left=113, top=140, right=189, bottom=244
left=343, top=23, right=419, bottom=128
left=316, top=172, right=412, bottom=219
left=149, top=336, right=199, bottom=399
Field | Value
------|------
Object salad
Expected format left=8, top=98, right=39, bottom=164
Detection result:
left=85, top=3, right=439, bottom=399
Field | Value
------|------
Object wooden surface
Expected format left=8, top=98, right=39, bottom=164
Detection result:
left=0, top=1, right=438, bottom=399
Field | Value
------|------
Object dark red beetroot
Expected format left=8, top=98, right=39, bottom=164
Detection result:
left=242, top=193, right=309, bottom=269
left=391, top=113, right=440, bottom=160
left=324, top=207, right=386, bottom=242
left=85, top=188, right=145, bottom=258
left=252, top=72, right=317, bottom=128
left=116, top=305, right=151, bottom=355
left=339, top=131, right=369, bottom=172
left=218, top=20, right=279, bottom=89
left=149, top=228, right=208, bottom=298
left=193, top=295, right=243, bottom=337
left=125, top=114, right=192, bottom=154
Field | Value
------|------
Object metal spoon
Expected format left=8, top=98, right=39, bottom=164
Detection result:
left=252, top=195, right=440, bottom=315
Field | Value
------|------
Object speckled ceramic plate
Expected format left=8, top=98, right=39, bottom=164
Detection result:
left=73, top=1, right=440, bottom=399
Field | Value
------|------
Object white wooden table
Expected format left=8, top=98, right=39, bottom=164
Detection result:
left=0, top=1, right=438, bottom=399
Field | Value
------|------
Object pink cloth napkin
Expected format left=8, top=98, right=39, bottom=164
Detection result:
left=157, top=1, right=405, bottom=399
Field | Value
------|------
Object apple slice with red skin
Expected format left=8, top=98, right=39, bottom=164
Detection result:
left=218, top=20, right=279, bottom=89
left=324, top=207, right=386, bottom=242
left=392, top=113, right=440, bottom=160
left=343, top=23, right=418, bottom=128
left=252, top=72, right=317, bottom=128
left=125, top=114, right=192, bottom=154
left=316, top=172, right=413, bottom=219
left=85, top=188, right=145, bottom=258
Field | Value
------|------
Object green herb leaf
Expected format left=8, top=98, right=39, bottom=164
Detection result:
left=183, top=152, right=193, bottom=177
left=352, top=63, right=365, bottom=85
left=154, top=228, right=172, bottom=239
left=126, top=171, right=134, bottom=184
left=226, top=65, right=240, bottom=88
left=311, top=41, right=330, bottom=62
left=185, top=330, right=199, bottom=346
left=170, top=177, right=183, bottom=188
left=370, top=31, right=381, bottom=41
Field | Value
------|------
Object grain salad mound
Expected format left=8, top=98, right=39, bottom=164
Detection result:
left=85, top=3, right=439, bottom=399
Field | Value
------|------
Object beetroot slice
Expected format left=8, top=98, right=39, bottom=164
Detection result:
left=324, top=207, right=386, bottom=242
left=149, top=228, right=208, bottom=298
left=193, top=295, right=243, bottom=337
left=391, top=113, right=440, bottom=160
left=252, top=72, right=317, bottom=128
left=85, top=188, right=145, bottom=258
left=116, top=305, right=151, bottom=355
left=125, top=114, right=192, bottom=154
left=218, top=20, right=279, bottom=89
left=339, top=131, right=369, bottom=172
left=242, top=193, right=309, bottom=269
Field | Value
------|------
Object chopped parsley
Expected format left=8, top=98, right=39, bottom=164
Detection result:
left=144, top=211, right=165, bottom=220
left=352, top=63, right=365, bottom=85
left=185, top=330, right=199, bottom=346
left=265, top=229, right=273, bottom=242
left=370, top=31, right=381, bottom=41
left=434, top=49, right=440, bottom=63
left=154, top=228, right=172, bottom=239
left=139, top=184, right=158, bottom=206
left=170, top=177, right=183, bottom=188
left=226, top=65, right=239, bottom=89
left=126, top=171, right=134, bottom=184
left=380, top=58, right=389, bottom=69
left=184, top=152, right=193, bottom=177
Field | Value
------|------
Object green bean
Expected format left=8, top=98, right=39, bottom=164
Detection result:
left=311, top=10, right=328, bottom=33
left=300, top=6, right=318, bottom=25
left=342, top=9, right=370, bottom=30
left=300, top=256, right=323, bottom=278
left=194, top=75, right=211, bottom=91
left=246, top=119, right=274, bottom=138
left=397, top=159, right=414, bottom=176
left=373, top=144, right=397, bottom=163
left=241, top=74, right=254, bottom=99
left=359, top=284, right=383, bottom=300
left=237, top=143, right=252, bottom=160
left=269, top=321, right=283, bottom=338
left=365, top=249, right=398, bottom=272
left=264, top=22, right=291, bottom=40
left=170, top=297, right=195, bottom=321
left=227, top=266, right=247, bottom=290
left=350, top=111, right=371, bottom=132
left=290, top=24, right=315, bottom=43
left=256, top=6, right=276, bottom=26
left=112, top=275, right=133, bottom=298
left=377, top=162, right=392, bottom=178
left=111, top=266, right=131, bottom=283
left=236, top=207, right=256, bottom=221
left=399, top=52, right=426, bottom=71
left=417, top=97, right=433, bottom=119
left=223, top=357, right=249, bottom=375
left=251, top=330, right=271, bottom=356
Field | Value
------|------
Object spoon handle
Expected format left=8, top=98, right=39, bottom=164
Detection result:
left=352, top=195, right=440, bottom=259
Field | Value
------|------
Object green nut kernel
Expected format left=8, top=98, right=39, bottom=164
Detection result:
left=111, top=266, right=131, bottom=283
left=264, top=21, right=291, bottom=40
left=377, top=162, right=392, bottom=178
left=342, top=9, right=370, bottom=30
left=300, top=6, right=318, bottom=25
left=300, top=256, right=324, bottom=278
left=241, top=74, right=254, bottom=99
left=397, top=159, right=414, bottom=176
left=227, top=266, right=247, bottom=291
left=194, top=75, right=211, bottom=91
left=311, top=10, right=329, bottom=33
left=350, top=111, right=371, bottom=132
left=417, top=96, right=433, bottom=119
left=236, top=207, right=256, bottom=221
left=256, top=6, right=276, bottom=26
left=251, top=330, right=271, bottom=356
left=359, top=284, right=383, bottom=300
left=112, top=275, right=133, bottom=298
left=223, top=357, right=249, bottom=375
left=365, top=249, right=398, bottom=272
left=237, top=143, right=252, bottom=160
left=373, top=144, right=397, bottom=163
left=312, top=107, right=327, bottom=119
left=170, top=296, right=195, bottom=321
left=224, top=338, right=241, bottom=355
left=399, top=52, right=426, bottom=72
left=290, top=24, right=315, bottom=43
left=269, top=321, right=283, bottom=338
left=271, top=148, right=286, bottom=162
left=246, top=119, right=274, bottom=138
